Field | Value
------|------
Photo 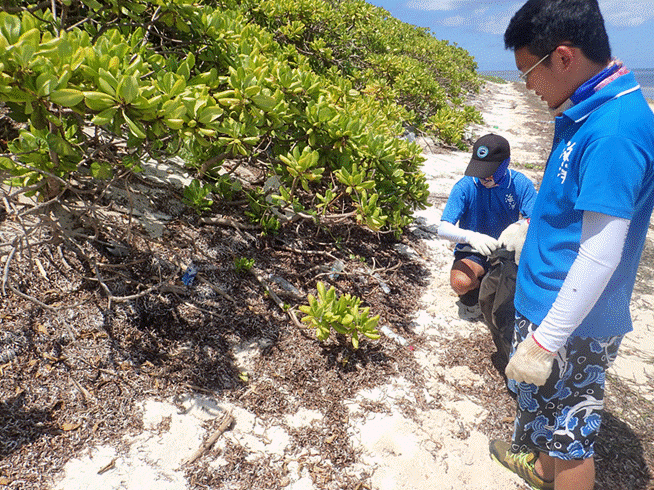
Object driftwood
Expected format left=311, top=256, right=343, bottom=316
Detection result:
left=186, top=410, right=235, bottom=465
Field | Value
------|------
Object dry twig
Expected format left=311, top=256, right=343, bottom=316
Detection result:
left=186, top=410, right=234, bottom=465
left=249, top=267, right=305, bottom=332
left=199, top=216, right=259, bottom=230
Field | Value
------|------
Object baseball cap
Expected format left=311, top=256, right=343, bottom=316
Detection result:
left=465, top=134, right=510, bottom=178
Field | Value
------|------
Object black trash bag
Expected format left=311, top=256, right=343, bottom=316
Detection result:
left=478, top=248, right=517, bottom=366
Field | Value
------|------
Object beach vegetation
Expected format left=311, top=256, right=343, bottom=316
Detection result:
left=480, top=75, right=510, bottom=84
left=234, top=257, right=255, bottom=273
left=0, top=0, right=482, bottom=237
left=299, top=281, right=380, bottom=349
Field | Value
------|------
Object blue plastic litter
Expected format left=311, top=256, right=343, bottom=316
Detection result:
left=182, top=264, right=198, bottom=286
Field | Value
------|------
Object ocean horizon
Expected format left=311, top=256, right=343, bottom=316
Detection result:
left=479, top=67, right=654, bottom=101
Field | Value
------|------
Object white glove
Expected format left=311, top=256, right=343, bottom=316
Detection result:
left=505, top=333, right=555, bottom=386
left=468, top=232, right=500, bottom=256
left=498, top=219, right=529, bottom=264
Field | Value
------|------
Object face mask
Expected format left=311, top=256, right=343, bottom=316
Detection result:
left=492, top=158, right=510, bottom=185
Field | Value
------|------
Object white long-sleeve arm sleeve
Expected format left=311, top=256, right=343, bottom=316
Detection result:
left=438, top=220, right=477, bottom=244
left=533, top=211, right=630, bottom=352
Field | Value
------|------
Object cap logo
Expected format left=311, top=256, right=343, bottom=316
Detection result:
left=476, top=145, right=489, bottom=159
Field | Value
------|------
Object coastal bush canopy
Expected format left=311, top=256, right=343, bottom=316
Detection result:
left=0, top=0, right=482, bottom=234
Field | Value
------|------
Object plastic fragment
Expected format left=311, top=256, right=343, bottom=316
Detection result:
left=182, top=263, right=198, bottom=286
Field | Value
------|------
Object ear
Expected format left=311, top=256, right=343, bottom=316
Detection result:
left=551, top=44, right=576, bottom=72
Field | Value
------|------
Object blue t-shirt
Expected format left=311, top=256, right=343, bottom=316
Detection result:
left=515, top=72, right=654, bottom=337
left=441, top=169, right=537, bottom=251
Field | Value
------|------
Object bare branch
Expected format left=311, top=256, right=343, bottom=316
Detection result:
left=1, top=244, right=17, bottom=296
left=7, top=282, right=57, bottom=312
left=249, top=266, right=308, bottom=334
left=186, top=410, right=234, bottom=465
left=198, top=216, right=259, bottom=230
left=93, top=261, right=182, bottom=305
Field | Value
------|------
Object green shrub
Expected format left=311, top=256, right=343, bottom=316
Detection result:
left=299, top=281, right=380, bottom=349
left=0, top=0, right=482, bottom=234
left=183, top=179, right=214, bottom=214
left=234, top=257, right=255, bottom=273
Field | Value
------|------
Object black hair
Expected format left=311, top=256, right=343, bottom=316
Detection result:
left=504, top=0, right=611, bottom=64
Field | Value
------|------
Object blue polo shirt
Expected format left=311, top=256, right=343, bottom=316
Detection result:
left=441, top=169, right=537, bottom=251
left=515, top=71, right=654, bottom=337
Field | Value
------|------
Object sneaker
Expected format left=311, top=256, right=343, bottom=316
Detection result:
left=489, top=440, right=554, bottom=490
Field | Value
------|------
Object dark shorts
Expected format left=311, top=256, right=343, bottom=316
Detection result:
left=453, top=249, right=489, bottom=271
left=509, top=313, right=623, bottom=460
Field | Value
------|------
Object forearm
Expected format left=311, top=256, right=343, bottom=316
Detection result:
left=438, top=220, right=476, bottom=243
left=534, top=211, right=630, bottom=352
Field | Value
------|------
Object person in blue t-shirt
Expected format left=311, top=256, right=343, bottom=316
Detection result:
left=438, top=134, right=537, bottom=314
left=490, top=2, right=654, bottom=490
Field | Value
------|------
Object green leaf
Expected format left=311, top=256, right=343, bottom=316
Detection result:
left=84, top=90, right=117, bottom=111
left=46, top=132, right=79, bottom=159
left=1, top=14, right=21, bottom=44
left=90, top=162, right=113, bottom=179
left=122, top=110, right=146, bottom=139
left=251, top=93, right=277, bottom=111
left=3, top=90, right=36, bottom=112
left=175, top=16, right=191, bottom=34
left=36, top=73, right=56, bottom=97
left=56, top=70, right=72, bottom=90
left=351, top=332, right=359, bottom=349
left=82, top=0, right=104, bottom=10
left=97, top=69, right=117, bottom=96
left=130, top=96, right=154, bottom=111
left=176, top=56, right=191, bottom=79
left=163, top=118, right=185, bottom=130
left=70, top=47, right=86, bottom=71
left=0, top=157, right=15, bottom=170
left=30, top=105, right=48, bottom=130
left=17, top=28, right=40, bottom=49
left=197, top=105, right=224, bottom=125
left=316, top=281, right=325, bottom=299
left=118, top=75, right=139, bottom=105
left=91, top=107, right=117, bottom=126
left=170, top=78, right=186, bottom=97
left=50, top=89, right=84, bottom=107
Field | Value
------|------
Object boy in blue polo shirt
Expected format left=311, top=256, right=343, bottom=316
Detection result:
left=438, top=134, right=537, bottom=316
left=490, top=2, right=654, bottom=490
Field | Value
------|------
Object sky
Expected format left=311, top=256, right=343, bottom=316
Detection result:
left=367, top=1, right=654, bottom=72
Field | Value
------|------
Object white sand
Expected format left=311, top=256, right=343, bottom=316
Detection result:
left=52, top=81, right=654, bottom=490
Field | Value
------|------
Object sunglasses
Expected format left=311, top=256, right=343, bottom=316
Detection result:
left=518, top=51, right=552, bottom=82
left=518, top=45, right=577, bottom=82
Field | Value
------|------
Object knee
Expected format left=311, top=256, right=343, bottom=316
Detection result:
left=450, top=271, right=477, bottom=295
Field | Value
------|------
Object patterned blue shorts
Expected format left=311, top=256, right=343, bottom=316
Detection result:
left=453, top=249, right=489, bottom=270
left=509, top=314, right=622, bottom=460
